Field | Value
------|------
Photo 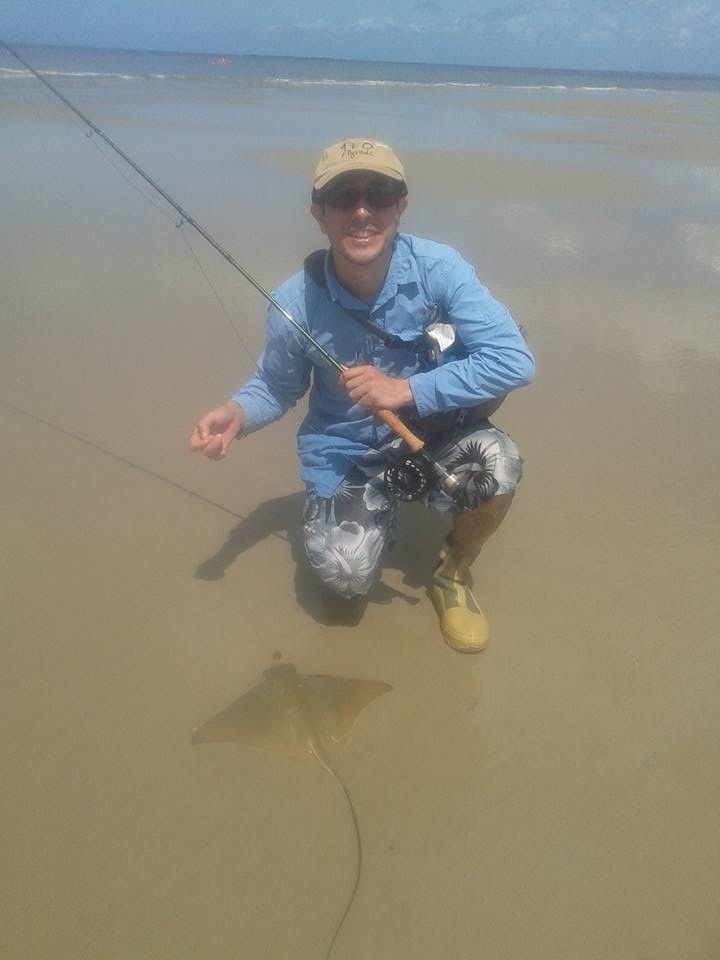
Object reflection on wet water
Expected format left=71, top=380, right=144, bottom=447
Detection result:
left=192, top=659, right=391, bottom=958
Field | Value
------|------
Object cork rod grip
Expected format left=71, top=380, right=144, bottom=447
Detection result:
left=375, top=408, right=425, bottom=453
left=338, top=364, right=425, bottom=453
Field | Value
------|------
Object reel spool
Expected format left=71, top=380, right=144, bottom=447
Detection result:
left=383, top=456, right=433, bottom=501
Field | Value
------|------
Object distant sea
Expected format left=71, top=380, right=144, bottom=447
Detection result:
left=2, top=43, right=719, bottom=94
left=3, top=38, right=719, bottom=305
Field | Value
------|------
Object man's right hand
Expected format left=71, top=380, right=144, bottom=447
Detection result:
left=188, top=401, right=245, bottom=460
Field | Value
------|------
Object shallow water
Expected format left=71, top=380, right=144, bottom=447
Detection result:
left=2, top=47, right=720, bottom=959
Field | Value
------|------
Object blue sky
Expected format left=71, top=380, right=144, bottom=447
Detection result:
left=5, top=0, right=720, bottom=74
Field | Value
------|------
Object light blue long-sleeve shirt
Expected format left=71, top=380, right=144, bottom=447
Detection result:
left=233, top=233, right=534, bottom=497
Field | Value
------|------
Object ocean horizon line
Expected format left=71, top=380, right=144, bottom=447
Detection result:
left=4, top=39, right=720, bottom=84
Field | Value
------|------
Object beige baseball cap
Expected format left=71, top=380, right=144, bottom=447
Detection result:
left=313, top=138, right=406, bottom=191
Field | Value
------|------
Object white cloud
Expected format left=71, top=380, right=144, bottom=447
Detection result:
left=348, top=17, right=401, bottom=32
left=268, top=18, right=329, bottom=32
left=265, top=0, right=720, bottom=69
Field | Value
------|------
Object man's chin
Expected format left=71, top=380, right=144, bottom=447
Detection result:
left=340, top=238, right=385, bottom=265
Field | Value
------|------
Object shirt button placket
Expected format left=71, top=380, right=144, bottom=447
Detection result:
left=371, top=310, right=384, bottom=365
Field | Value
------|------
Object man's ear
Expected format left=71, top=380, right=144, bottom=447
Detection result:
left=311, top=203, right=327, bottom=235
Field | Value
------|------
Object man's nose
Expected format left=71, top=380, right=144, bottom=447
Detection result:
left=351, top=198, right=371, bottom=215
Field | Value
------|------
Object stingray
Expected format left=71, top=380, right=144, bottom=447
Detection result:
left=192, top=658, right=392, bottom=958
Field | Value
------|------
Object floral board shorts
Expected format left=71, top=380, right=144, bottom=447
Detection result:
left=302, top=419, right=523, bottom=598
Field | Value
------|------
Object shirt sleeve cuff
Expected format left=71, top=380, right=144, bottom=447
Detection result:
left=231, top=391, right=267, bottom=435
left=408, top=372, right=436, bottom=419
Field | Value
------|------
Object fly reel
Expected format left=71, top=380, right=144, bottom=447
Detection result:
left=383, top=455, right=433, bottom=501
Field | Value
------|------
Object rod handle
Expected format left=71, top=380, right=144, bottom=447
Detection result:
left=375, top=408, right=425, bottom=453
left=338, top=364, right=425, bottom=452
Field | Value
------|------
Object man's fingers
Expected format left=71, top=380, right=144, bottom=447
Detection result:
left=189, top=426, right=209, bottom=451
left=341, top=365, right=372, bottom=386
left=189, top=429, right=225, bottom=458
left=349, top=388, right=377, bottom=410
left=345, top=381, right=369, bottom=402
left=219, top=423, right=239, bottom=456
left=189, top=414, right=219, bottom=449
left=342, top=367, right=375, bottom=398
left=202, top=435, right=225, bottom=459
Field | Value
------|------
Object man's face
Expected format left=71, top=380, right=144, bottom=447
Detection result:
left=311, top=173, right=408, bottom=270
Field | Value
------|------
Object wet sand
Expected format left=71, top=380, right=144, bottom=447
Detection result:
left=2, top=74, right=720, bottom=959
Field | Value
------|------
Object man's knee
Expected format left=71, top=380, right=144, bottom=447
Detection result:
left=301, top=484, right=396, bottom=598
left=430, top=425, right=523, bottom=512
left=303, top=519, right=384, bottom=597
left=487, top=430, right=523, bottom=497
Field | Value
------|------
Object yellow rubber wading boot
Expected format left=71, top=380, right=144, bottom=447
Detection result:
left=430, top=540, right=490, bottom=653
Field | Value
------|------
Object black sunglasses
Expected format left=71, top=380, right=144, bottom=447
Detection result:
left=322, top=179, right=405, bottom=210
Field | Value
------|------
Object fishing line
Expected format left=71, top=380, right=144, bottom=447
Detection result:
left=178, top=228, right=261, bottom=358
left=0, top=397, right=290, bottom=543
left=16, top=58, right=260, bottom=353
left=77, top=137, right=290, bottom=409
left=1, top=42, right=339, bottom=369
left=78, top=131, right=268, bottom=369
left=1, top=51, right=306, bottom=552
left=5, top=42, right=299, bottom=415
left=2, top=41, right=463, bottom=502
left=13, top=60, right=178, bottom=228
left=85, top=132, right=182, bottom=226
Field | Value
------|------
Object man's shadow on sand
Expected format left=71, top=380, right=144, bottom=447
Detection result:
left=195, top=491, right=451, bottom=626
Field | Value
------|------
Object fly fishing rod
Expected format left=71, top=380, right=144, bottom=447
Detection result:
left=3, top=41, right=461, bottom=501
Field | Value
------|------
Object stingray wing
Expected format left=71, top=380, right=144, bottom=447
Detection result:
left=299, top=675, right=392, bottom=747
left=191, top=678, right=313, bottom=760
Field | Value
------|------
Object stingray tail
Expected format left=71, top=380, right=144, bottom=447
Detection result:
left=312, top=747, right=363, bottom=960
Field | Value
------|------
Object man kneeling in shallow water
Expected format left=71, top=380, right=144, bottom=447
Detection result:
left=190, top=139, right=535, bottom=652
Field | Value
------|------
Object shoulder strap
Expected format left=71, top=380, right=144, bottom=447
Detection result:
left=303, top=249, right=327, bottom=289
